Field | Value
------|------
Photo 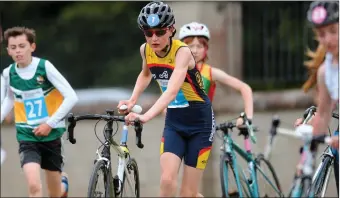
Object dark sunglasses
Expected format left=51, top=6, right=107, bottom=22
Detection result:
left=143, top=28, right=168, bottom=37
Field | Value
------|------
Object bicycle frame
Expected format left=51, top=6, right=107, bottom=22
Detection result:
left=96, top=120, right=136, bottom=196
left=290, top=125, right=325, bottom=197
left=265, top=106, right=338, bottom=197
left=221, top=129, right=282, bottom=197
left=67, top=109, right=144, bottom=197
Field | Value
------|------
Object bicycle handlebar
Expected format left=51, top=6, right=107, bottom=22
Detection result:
left=303, top=105, right=339, bottom=120
left=294, top=124, right=332, bottom=176
left=66, top=111, right=144, bottom=149
left=216, top=122, right=259, bottom=133
left=215, top=112, right=259, bottom=142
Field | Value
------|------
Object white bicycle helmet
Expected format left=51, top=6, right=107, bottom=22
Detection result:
left=179, top=22, right=210, bottom=40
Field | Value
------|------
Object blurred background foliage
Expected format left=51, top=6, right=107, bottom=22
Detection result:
left=1, top=1, right=317, bottom=91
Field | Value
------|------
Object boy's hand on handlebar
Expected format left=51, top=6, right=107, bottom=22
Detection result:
left=294, top=118, right=303, bottom=127
left=236, top=117, right=252, bottom=128
left=236, top=117, right=244, bottom=127
left=117, top=100, right=135, bottom=114
left=125, top=112, right=147, bottom=125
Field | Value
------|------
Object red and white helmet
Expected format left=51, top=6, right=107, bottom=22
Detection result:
left=179, top=22, right=210, bottom=41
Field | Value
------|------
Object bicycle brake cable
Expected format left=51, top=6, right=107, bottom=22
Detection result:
left=94, top=119, right=106, bottom=146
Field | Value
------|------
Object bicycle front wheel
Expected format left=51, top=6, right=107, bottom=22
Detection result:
left=220, top=154, right=249, bottom=198
left=255, top=154, right=283, bottom=197
left=87, top=160, right=113, bottom=198
left=120, top=158, right=140, bottom=197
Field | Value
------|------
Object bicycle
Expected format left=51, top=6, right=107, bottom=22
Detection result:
left=264, top=106, right=339, bottom=197
left=291, top=124, right=334, bottom=197
left=217, top=112, right=283, bottom=198
left=67, top=105, right=144, bottom=197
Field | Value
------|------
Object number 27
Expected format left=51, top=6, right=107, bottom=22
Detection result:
left=26, top=100, right=43, bottom=118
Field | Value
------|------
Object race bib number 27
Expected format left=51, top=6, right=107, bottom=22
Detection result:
left=22, top=88, right=49, bottom=125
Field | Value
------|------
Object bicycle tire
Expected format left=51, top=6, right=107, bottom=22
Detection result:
left=310, top=155, right=333, bottom=197
left=120, top=158, right=140, bottom=197
left=255, top=154, right=283, bottom=197
left=220, top=154, right=249, bottom=198
left=87, top=160, right=113, bottom=198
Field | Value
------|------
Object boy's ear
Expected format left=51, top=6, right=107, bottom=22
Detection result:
left=30, top=43, right=36, bottom=52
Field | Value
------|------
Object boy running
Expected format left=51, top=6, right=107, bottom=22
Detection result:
left=1, top=26, right=78, bottom=197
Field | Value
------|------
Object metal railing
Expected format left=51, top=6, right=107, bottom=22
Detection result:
left=242, top=2, right=317, bottom=90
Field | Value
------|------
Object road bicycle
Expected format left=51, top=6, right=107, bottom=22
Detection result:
left=67, top=105, right=144, bottom=197
left=264, top=106, right=339, bottom=197
left=217, top=112, right=283, bottom=197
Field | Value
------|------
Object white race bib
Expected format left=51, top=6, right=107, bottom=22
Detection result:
left=22, top=88, right=49, bottom=125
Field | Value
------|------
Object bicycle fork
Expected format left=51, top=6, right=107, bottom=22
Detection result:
left=312, top=148, right=334, bottom=197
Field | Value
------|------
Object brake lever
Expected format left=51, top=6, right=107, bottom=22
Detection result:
left=242, top=117, right=257, bottom=144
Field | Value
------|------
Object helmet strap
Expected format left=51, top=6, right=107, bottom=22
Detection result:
left=161, top=27, right=176, bottom=53
left=161, top=37, right=172, bottom=53
left=162, top=44, right=169, bottom=53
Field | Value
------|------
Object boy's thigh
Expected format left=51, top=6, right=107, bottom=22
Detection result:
left=39, top=138, right=63, bottom=172
left=19, top=141, right=41, bottom=167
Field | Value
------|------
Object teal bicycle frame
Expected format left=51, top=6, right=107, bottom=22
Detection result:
left=218, top=115, right=283, bottom=197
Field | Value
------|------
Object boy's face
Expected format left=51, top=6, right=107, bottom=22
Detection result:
left=7, top=34, right=36, bottom=66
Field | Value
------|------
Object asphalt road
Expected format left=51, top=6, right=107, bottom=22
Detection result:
left=1, top=109, right=338, bottom=197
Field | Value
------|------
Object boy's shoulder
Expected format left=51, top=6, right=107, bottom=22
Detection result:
left=33, top=56, right=49, bottom=64
left=33, top=56, right=55, bottom=70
